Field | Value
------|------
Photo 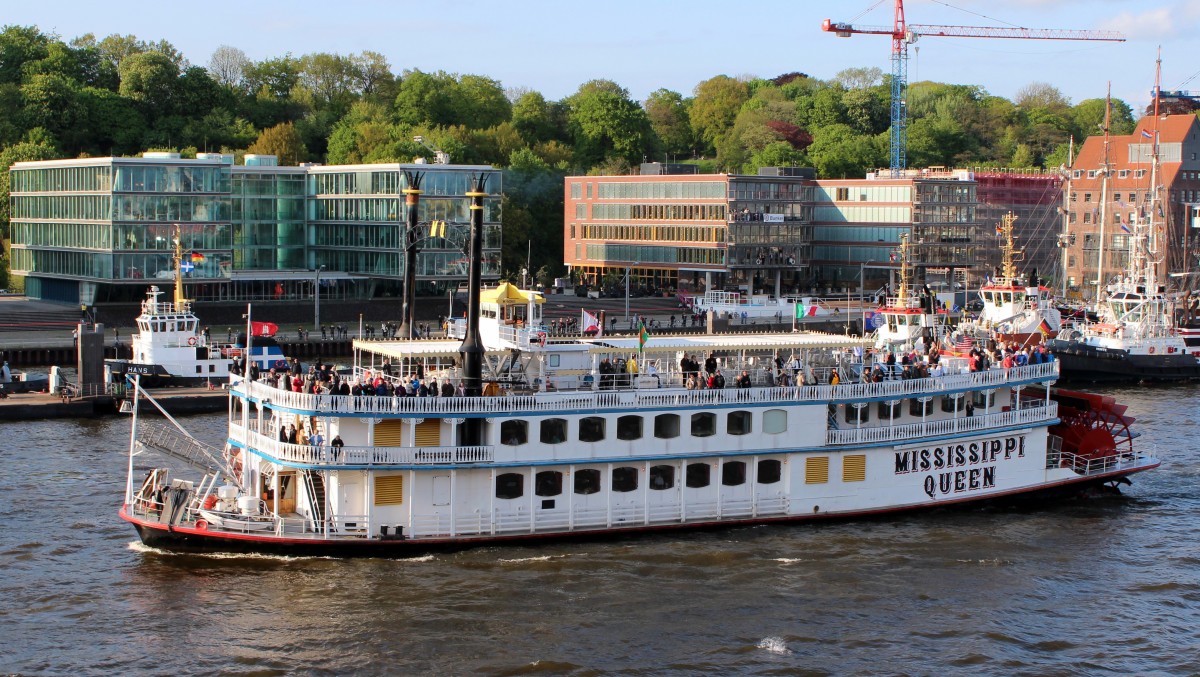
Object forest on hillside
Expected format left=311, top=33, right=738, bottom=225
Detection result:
left=2, top=24, right=1185, bottom=290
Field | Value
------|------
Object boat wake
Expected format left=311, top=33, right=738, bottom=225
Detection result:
left=772, top=557, right=807, bottom=565
left=757, top=636, right=793, bottom=655
left=125, top=540, right=335, bottom=562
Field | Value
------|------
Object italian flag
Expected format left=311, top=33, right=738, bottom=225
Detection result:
left=638, top=323, right=649, bottom=353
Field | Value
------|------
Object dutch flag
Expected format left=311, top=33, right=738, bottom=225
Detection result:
left=1141, top=130, right=1154, bottom=139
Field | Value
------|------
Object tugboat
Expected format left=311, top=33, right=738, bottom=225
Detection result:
left=118, top=173, right=1156, bottom=557
left=956, top=212, right=1062, bottom=349
left=1046, top=73, right=1200, bottom=383
left=872, top=233, right=949, bottom=350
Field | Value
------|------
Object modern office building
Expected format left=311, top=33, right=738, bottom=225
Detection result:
left=7, top=153, right=501, bottom=304
left=564, top=165, right=981, bottom=297
left=974, top=169, right=1064, bottom=284
left=1062, top=113, right=1200, bottom=299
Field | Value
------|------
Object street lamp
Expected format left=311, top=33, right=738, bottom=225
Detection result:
left=313, top=264, right=326, bottom=331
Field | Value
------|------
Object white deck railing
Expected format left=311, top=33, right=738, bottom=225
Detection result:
left=825, top=402, right=1057, bottom=446
left=230, top=423, right=493, bottom=466
left=236, top=362, right=1059, bottom=417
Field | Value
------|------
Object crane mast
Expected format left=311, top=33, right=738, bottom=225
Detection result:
left=823, top=0, right=1125, bottom=177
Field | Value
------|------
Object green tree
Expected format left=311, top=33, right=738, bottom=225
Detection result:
left=207, top=44, right=249, bottom=89
left=644, top=88, right=692, bottom=156
left=247, top=121, right=307, bottom=165
left=453, top=74, right=511, bottom=129
left=0, top=25, right=51, bottom=84
left=76, top=86, right=145, bottom=154
left=1073, top=97, right=1135, bottom=137
left=806, top=124, right=886, bottom=178
left=19, top=73, right=82, bottom=147
left=689, top=75, right=749, bottom=150
left=511, top=90, right=557, bottom=143
left=567, top=84, right=657, bottom=166
left=118, top=51, right=178, bottom=112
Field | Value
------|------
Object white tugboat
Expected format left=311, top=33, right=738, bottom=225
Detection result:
left=872, top=234, right=950, bottom=350
left=956, top=212, right=1062, bottom=349
left=105, top=229, right=290, bottom=387
left=119, top=174, right=1156, bottom=556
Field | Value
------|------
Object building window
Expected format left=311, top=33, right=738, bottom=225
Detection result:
left=727, top=411, right=752, bottom=435
left=758, top=459, right=782, bottom=484
left=686, top=463, right=711, bottom=488
left=1084, top=193, right=1092, bottom=202
left=496, top=472, right=524, bottom=499
left=941, top=394, right=964, bottom=413
left=691, top=412, right=716, bottom=437
left=649, top=465, right=675, bottom=490
left=974, top=389, right=996, bottom=408
left=500, top=420, right=527, bottom=446
left=655, top=413, right=680, bottom=439
left=579, top=416, right=605, bottom=442
left=574, top=468, right=601, bottom=495
left=541, top=418, right=567, bottom=444
left=617, top=415, right=643, bottom=440
left=763, top=409, right=787, bottom=434
left=612, top=466, right=638, bottom=492
left=535, top=471, right=562, bottom=497
left=722, top=461, right=747, bottom=486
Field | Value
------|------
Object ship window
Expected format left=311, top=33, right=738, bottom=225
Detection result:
left=208, top=364, right=215, bottom=372
left=909, top=398, right=932, bottom=416
left=540, top=418, right=567, bottom=444
left=195, top=365, right=202, bottom=374
left=649, top=465, right=675, bottom=490
left=535, top=471, right=562, bottom=497
left=845, top=402, right=870, bottom=424
left=686, top=462, right=711, bottom=488
left=727, top=411, right=752, bottom=435
left=495, top=472, right=524, bottom=500
left=579, top=416, right=605, bottom=442
left=758, top=459, right=782, bottom=484
left=691, top=412, right=716, bottom=437
left=974, top=389, right=995, bottom=407
left=879, top=400, right=902, bottom=419
left=722, top=461, right=747, bottom=486
left=501, top=420, right=527, bottom=446
left=941, top=394, right=963, bottom=413
left=763, top=409, right=787, bottom=434
left=617, top=415, right=642, bottom=440
left=654, top=413, right=680, bottom=439
left=611, top=466, right=638, bottom=492
left=574, top=468, right=601, bottom=495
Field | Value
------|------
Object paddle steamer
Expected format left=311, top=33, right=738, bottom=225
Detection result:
left=120, top=174, right=1155, bottom=556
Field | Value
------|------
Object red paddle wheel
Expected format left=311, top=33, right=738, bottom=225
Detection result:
left=1042, top=388, right=1136, bottom=469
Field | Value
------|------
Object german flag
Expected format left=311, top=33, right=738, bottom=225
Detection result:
left=1038, top=318, right=1052, bottom=337
left=190, top=251, right=206, bottom=262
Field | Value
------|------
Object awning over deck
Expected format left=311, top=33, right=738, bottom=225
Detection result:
left=480, top=282, right=544, bottom=305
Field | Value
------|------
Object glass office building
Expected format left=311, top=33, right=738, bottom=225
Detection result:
left=8, top=154, right=501, bottom=304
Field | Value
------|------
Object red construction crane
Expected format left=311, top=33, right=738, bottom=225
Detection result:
left=823, top=0, right=1125, bottom=175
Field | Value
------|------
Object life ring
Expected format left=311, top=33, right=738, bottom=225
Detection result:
left=756, top=258, right=764, bottom=265
left=195, top=519, right=208, bottom=531
left=188, top=337, right=197, bottom=346
left=1148, top=346, right=1155, bottom=354
left=535, top=331, right=547, bottom=347
left=787, top=257, right=795, bottom=265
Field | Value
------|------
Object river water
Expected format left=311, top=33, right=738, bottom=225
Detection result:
left=2, top=385, right=1198, bottom=675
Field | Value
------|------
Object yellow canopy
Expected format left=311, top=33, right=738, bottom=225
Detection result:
left=480, top=282, right=544, bottom=305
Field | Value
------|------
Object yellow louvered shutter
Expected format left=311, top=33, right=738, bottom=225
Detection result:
left=843, top=454, right=866, bottom=482
left=414, top=419, right=441, bottom=447
left=374, top=419, right=404, bottom=446
left=374, top=475, right=404, bottom=505
left=805, top=456, right=829, bottom=484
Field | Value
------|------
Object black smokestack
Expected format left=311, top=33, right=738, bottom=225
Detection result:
left=399, top=170, right=423, bottom=340
left=459, top=173, right=490, bottom=436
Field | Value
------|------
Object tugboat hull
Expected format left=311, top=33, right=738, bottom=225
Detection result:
left=1047, top=339, right=1200, bottom=382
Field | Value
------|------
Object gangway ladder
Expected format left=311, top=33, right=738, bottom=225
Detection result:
left=135, top=421, right=234, bottom=477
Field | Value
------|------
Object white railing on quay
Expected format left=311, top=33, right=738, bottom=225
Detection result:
left=825, top=402, right=1058, bottom=446
left=233, top=362, right=1059, bottom=418
left=230, top=422, right=494, bottom=466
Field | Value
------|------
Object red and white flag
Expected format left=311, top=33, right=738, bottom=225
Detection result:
left=582, top=309, right=602, bottom=337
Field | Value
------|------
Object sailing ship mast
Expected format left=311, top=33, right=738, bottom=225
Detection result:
left=1094, top=85, right=1112, bottom=303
